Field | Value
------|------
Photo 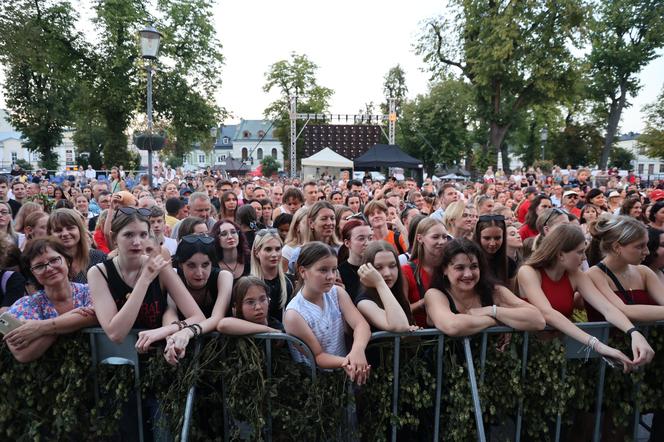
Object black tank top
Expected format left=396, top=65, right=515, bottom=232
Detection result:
left=98, top=259, right=167, bottom=329
left=177, top=267, right=221, bottom=318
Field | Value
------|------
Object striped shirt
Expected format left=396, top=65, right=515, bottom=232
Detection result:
left=286, top=285, right=347, bottom=366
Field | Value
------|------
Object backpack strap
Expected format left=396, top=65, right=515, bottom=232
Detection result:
left=408, top=261, right=426, bottom=301
left=596, top=262, right=634, bottom=305
left=394, top=230, right=405, bottom=255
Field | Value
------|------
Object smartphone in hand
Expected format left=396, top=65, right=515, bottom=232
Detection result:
left=0, top=312, right=22, bottom=335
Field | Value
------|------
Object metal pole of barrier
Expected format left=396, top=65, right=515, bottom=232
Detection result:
left=632, top=326, right=649, bottom=441
left=554, top=363, right=567, bottom=442
left=592, top=326, right=610, bottom=442
left=433, top=334, right=445, bottom=442
left=221, top=336, right=230, bottom=442
left=515, top=331, right=529, bottom=442
left=89, top=333, right=99, bottom=404
left=463, top=337, right=486, bottom=442
left=265, top=339, right=273, bottom=442
left=479, top=332, right=488, bottom=384
left=390, top=336, right=401, bottom=442
left=181, top=340, right=201, bottom=442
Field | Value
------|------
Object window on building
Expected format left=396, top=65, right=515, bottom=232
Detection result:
left=659, top=163, right=664, bottom=174
left=638, top=164, right=644, bottom=175
left=223, top=137, right=229, bottom=144
left=242, top=148, right=248, bottom=160
left=243, top=131, right=250, bottom=138
left=257, top=148, right=263, bottom=160
left=198, top=154, right=206, bottom=163
left=11, top=152, right=17, bottom=163
left=648, top=164, right=654, bottom=175
left=257, top=130, right=266, bottom=138
left=272, top=148, right=278, bottom=158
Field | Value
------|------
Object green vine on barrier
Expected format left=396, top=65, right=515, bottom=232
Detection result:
left=1, top=330, right=663, bottom=441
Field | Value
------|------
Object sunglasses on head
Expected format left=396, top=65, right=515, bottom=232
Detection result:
left=478, top=214, right=505, bottom=222
left=115, top=207, right=151, bottom=218
left=543, top=208, right=568, bottom=226
left=345, top=213, right=367, bottom=222
left=182, top=234, right=215, bottom=245
left=256, top=228, right=279, bottom=236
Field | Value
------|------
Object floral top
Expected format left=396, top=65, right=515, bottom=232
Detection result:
left=8, top=283, right=92, bottom=320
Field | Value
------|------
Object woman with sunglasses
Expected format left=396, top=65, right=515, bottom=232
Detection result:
left=402, top=218, right=449, bottom=327
left=523, top=207, right=570, bottom=258
left=474, top=214, right=517, bottom=290
left=250, top=229, right=293, bottom=321
left=163, top=234, right=232, bottom=364
left=88, top=208, right=204, bottom=348
left=442, top=201, right=476, bottom=240
left=5, top=237, right=97, bottom=362
left=518, top=224, right=654, bottom=372
left=425, top=238, right=544, bottom=337
left=210, top=219, right=251, bottom=282
left=337, top=219, right=373, bottom=302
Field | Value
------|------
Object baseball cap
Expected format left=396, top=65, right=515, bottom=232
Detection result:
left=608, top=191, right=621, bottom=198
left=650, top=189, right=664, bottom=202
left=180, top=188, right=192, bottom=197
left=563, top=190, right=578, bottom=198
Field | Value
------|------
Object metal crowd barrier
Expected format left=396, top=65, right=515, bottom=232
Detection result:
left=81, top=322, right=662, bottom=442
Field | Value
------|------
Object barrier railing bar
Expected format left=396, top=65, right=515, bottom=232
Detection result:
left=265, top=339, right=273, bottom=442
left=180, top=340, right=201, bottom=442
left=463, top=337, right=487, bottom=442
left=554, top=363, right=567, bottom=442
left=632, top=325, right=650, bottom=441
left=390, top=336, right=401, bottom=442
left=479, top=332, right=488, bottom=384
left=592, top=326, right=610, bottom=442
left=433, top=334, right=445, bottom=442
left=515, top=331, right=529, bottom=442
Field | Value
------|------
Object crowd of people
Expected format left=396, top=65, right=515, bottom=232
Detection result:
left=1, top=163, right=664, bottom=387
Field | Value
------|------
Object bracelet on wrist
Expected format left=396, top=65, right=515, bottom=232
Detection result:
left=491, top=304, right=498, bottom=319
left=626, top=327, right=638, bottom=338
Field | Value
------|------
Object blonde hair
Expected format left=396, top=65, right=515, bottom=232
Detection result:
left=250, top=230, right=288, bottom=309
left=442, top=201, right=466, bottom=231
left=285, top=206, right=309, bottom=247
left=14, top=202, right=43, bottom=232
left=302, top=201, right=340, bottom=246
left=586, top=213, right=647, bottom=266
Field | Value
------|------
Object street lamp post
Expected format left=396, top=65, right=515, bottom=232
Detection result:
left=540, top=127, right=548, bottom=161
left=139, top=25, right=162, bottom=188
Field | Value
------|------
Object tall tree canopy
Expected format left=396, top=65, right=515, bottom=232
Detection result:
left=639, top=87, right=664, bottom=159
left=416, top=0, right=586, bottom=171
left=586, top=0, right=664, bottom=169
left=263, top=52, right=333, bottom=171
left=0, top=0, right=84, bottom=169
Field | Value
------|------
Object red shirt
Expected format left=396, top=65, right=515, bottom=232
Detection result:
left=516, top=200, right=531, bottom=223
left=518, top=223, right=539, bottom=241
left=539, top=269, right=574, bottom=318
left=401, top=260, right=432, bottom=327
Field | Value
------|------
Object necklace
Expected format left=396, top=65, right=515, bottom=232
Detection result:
left=220, top=260, right=240, bottom=274
left=116, top=258, right=140, bottom=299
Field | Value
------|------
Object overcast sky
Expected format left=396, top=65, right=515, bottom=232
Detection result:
left=215, top=0, right=664, bottom=133
left=1, top=0, right=662, bottom=134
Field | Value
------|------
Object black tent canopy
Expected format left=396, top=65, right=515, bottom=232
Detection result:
left=353, top=144, right=424, bottom=184
left=353, top=144, right=423, bottom=170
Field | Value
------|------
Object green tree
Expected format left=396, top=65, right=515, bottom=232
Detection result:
left=263, top=53, right=333, bottom=172
left=260, top=155, right=280, bottom=177
left=608, top=146, right=635, bottom=170
left=587, top=0, right=664, bottom=169
left=639, top=87, right=664, bottom=159
left=416, top=0, right=586, bottom=171
left=396, top=77, right=476, bottom=176
left=0, top=0, right=83, bottom=170
left=382, top=64, right=408, bottom=116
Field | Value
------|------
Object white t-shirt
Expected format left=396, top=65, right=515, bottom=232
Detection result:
left=163, top=237, right=177, bottom=256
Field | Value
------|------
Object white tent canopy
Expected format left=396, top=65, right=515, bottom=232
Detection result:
left=301, top=148, right=353, bottom=168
